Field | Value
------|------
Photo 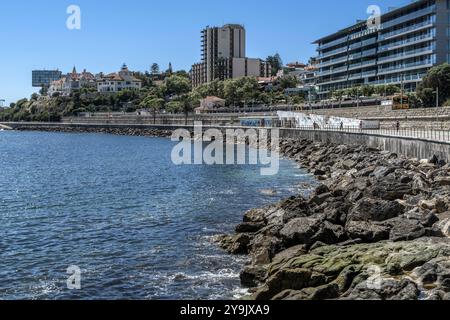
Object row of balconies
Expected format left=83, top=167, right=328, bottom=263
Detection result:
left=379, top=5, right=436, bottom=31
left=378, top=46, right=434, bottom=64
left=317, top=55, right=434, bottom=83
left=378, top=33, right=434, bottom=52
left=318, top=33, right=435, bottom=69
left=379, top=19, right=434, bottom=41
left=317, top=6, right=435, bottom=52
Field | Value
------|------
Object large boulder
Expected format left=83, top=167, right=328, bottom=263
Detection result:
left=347, top=198, right=405, bottom=223
left=346, top=221, right=390, bottom=243
left=279, top=217, right=322, bottom=246
left=279, top=217, right=346, bottom=247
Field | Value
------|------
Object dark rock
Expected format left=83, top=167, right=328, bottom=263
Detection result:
left=253, top=268, right=312, bottom=300
left=235, top=222, right=265, bottom=233
left=372, top=166, right=396, bottom=179
left=435, top=177, right=450, bottom=187
left=228, top=234, right=251, bottom=255
left=280, top=217, right=322, bottom=246
left=383, top=217, right=426, bottom=242
left=240, top=266, right=268, bottom=288
left=347, top=198, right=405, bottom=222
left=346, top=221, right=390, bottom=243
left=309, top=192, right=333, bottom=206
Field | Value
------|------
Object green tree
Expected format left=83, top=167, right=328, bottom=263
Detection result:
left=140, top=96, right=164, bottom=123
left=279, top=76, right=298, bottom=89
left=165, top=75, right=191, bottom=97
left=165, top=100, right=182, bottom=114
left=151, top=63, right=160, bottom=75
left=266, top=53, right=283, bottom=76
left=361, top=85, right=375, bottom=97
left=417, top=63, right=450, bottom=107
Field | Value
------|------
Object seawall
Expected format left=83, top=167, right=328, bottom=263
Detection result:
left=3, top=121, right=450, bottom=163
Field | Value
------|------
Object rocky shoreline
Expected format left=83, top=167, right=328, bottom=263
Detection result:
left=13, top=125, right=450, bottom=299
left=15, top=126, right=173, bottom=138
left=219, top=138, right=450, bottom=300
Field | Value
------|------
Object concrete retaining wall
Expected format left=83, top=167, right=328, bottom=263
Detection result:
left=279, top=128, right=450, bottom=162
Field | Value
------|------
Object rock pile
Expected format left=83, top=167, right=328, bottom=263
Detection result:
left=16, top=126, right=173, bottom=138
left=219, top=138, right=450, bottom=300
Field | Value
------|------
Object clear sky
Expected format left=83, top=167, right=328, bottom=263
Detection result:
left=0, top=0, right=409, bottom=104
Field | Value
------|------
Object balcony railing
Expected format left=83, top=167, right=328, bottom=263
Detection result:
left=317, top=75, right=348, bottom=85
left=378, top=33, right=434, bottom=52
left=377, top=59, right=433, bottom=75
left=379, top=19, right=434, bottom=41
left=361, top=48, right=377, bottom=58
left=380, top=5, right=436, bottom=30
left=319, top=46, right=348, bottom=59
left=378, top=46, right=434, bottom=63
left=318, top=36, right=348, bottom=50
left=318, top=56, right=348, bottom=68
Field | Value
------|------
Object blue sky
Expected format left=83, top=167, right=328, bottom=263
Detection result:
left=0, top=0, right=408, bottom=104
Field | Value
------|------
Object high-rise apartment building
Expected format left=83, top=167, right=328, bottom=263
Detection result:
left=314, top=0, right=449, bottom=99
left=191, top=24, right=270, bottom=86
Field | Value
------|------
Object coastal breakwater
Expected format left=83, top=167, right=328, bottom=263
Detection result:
left=219, top=138, right=450, bottom=300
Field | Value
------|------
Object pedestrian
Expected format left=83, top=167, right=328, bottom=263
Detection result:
left=340, top=121, right=344, bottom=131
left=359, top=121, right=363, bottom=131
left=396, top=120, right=400, bottom=132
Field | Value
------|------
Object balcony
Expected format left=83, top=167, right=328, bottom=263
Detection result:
left=378, top=34, right=434, bottom=53
left=318, top=56, right=348, bottom=68
left=378, top=46, right=434, bottom=64
left=380, top=5, right=436, bottom=30
left=318, top=36, right=348, bottom=51
left=332, top=65, right=348, bottom=73
left=361, top=70, right=377, bottom=77
left=361, top=48, right=377, bottom=58
left=377, top=60, right=434, bottom=76
left=379, top=19, right=434, bottom=41
left=348, top=52, right=362, bottom=61
left=317, top=75, right=348, bottom=85
left=319, top=46, right=348, bottom=59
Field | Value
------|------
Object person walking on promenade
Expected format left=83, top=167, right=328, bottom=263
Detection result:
left=396, top=120, right=400, bottom=133
left=359, top=121, right=363, bottom=132
left=340, top=121, right=344, bottom=131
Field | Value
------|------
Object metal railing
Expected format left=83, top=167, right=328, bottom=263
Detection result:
left=271, top=124, right=450, bottom=143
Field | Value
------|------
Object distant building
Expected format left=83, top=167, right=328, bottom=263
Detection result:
left=314, top=0, right=448, bottom=99
left=32, top=70, right=62, bottom=88
left=97, top=64, right=142, bottom=93
left=191, top=24, right=271, bottom=87
left=0, top=99, right=5, bottom=108
left=48, top=67, right=96, bottom=96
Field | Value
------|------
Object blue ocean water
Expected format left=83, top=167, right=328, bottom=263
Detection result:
left=0, top=131, right=314, bottom=300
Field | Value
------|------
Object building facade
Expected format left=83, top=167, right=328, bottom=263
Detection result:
left=314, top=0, right=449, bottom=99
left=97, top=64, right=142, bottom=93
left=32, top=70, right=62, bottom=88
left=191, top=24, right=270, bottom=87
left=48, top=67, right=96, bottom=96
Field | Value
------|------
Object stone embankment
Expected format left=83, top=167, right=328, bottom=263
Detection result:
left=15, top=126, right=173, bottom=138
left=219, top=138, right=450, bottom=300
